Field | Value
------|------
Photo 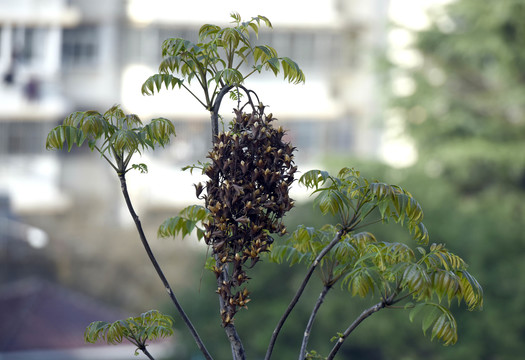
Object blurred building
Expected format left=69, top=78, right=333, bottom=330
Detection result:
left=0, top=278, right=173, bottom=359
left=0, top=0, right=389, bottom=215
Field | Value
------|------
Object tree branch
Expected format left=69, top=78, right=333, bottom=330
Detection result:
left=299, top=284, right=332, bottom=360
left=264, top=230, right=344, bottom=360
left=117, top=172, right=213, bottom=360
left=326, top=295, right=395, bottom=360
left=140, top=346, right=156, bottom=360
left=209, top=84, right=246, bottom=359
left=210, top=85, right=234, bottom=141
left=214, top=254, right=246, bottom=360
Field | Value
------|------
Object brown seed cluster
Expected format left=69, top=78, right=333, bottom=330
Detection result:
left=197, top=108, right=296, bottom=325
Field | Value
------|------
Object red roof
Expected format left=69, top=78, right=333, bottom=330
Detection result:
left=0, top=278, right=128, bottom=352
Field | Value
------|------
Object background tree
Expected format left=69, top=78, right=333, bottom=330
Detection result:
left=380, top=0, right=525, bottom=358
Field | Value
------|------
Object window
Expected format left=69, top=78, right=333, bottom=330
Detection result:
left=62, top=25, right=99, bottom=67
left=0, top=122, right=48, bottom=155
left=20, top=28, right=35, bottom=63
left=256, top=30, right=343, bottom=71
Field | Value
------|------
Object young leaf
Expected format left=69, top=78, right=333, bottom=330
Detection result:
left=131, top=163, right=148, bottom=174
left=158, top=205, right=210, bottom=241
left=84, top=310, right=175, bottom=346
left=45, top=125, right=86, bottom=152
left=141, top=74, right=184, bottom=95
left=299, top=169, right=330, bottom=189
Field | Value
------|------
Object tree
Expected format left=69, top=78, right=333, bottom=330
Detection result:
left=46, top=13, right=482, bottom=360
left=385, top=0, right=525, bottom=358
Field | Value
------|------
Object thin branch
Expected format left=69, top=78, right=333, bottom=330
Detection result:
left=181, top=83, right=208, bottom=109
left=94, top=145, right=119, bottom=173
left=242, top=68, right=259, bottom=81
left=117, top=172, right=213, bottom=360
left=141, top=346, right=156, bottom=360
left=210, top=85, right=234, bottom=140
left=234, top=58, right=245, bottom=70
left=214, top=254, right=246, bottom=360
left=299, top=284, right=332, bottom=360
left=326, top=301, right=386, bottom=360
left=208, top=58, right=223, bottom=78
left=224, top=322, right=246, bottom=360
left=237, top=87, right=259, bottom=114
left=326, top=291, right=397, bottom=360
left=122, top=150, right=135, bottom=170
left=227, top=41, right=234, bottom=68
left=389, top=290, right=415, bottom=306
left=129, top=337, right=156, bottom=360
left=264, top=230, right=344, bottom=360
left=210, top=82, right=221, bottom=106
left=111, top=145, right=124, bottom=170
left=352, top=218, right=383, bottom=232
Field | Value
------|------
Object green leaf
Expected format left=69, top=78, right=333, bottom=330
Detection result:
left=45, top=125, right=87, bottom=152
left=407, top=303, right=458, bottom=345
left=111, top=129, right=141, bottom=154
left=457, top=269, right=484, bottom=310
left=131, top=163, right=148, bottom=174
left=256, top=15, right=273, bottom=28
left=141, top=74, right=184, bottom=95
left=343, top=267, right=381, bottom=297
left=158, top=205, right=210, bottom=241
left=315, top=188, right=344, bottom=216
left=214, top=68, right=245, bottom=85
left=299, top=169, right=331, bottom=189
left=84, top=310, right=175, bottom=347
left=422, top=305, right=441, bottom=335
left=402, top=263, right=431, bottom=299
left=199, top=24, right=221, bottom=40
left=248, top=22, right=259, bottom=38
left=265, top=57, right=280, bottom=75
left=253, top=45, right=277, bottom=64
left=368, top=182, right=428, bottom=244
left=47, top=105, right=175, bottom=175
left=281, top=56, right=306, bottom=84
left=142, top=118, right=176, bottom=148
left=408, top=303, right=426, bottom=323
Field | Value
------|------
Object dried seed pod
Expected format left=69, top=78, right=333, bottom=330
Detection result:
left=202, top=107, right=296, bottom=326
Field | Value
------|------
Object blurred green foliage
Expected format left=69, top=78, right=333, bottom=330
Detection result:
left=379, top=0, right=525, bottom=359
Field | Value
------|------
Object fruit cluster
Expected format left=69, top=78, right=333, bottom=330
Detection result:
left=198, top=108, right=296, bottom=325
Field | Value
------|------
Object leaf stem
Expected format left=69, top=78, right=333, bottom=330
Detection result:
left=352, top=217, right=383, bottom=232
left=94, top=145, right=119, bottom=173
left=181, top=83, right=208, bottom=109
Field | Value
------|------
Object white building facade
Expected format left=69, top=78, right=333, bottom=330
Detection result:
left=0, top=0, right=389, bottom=214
